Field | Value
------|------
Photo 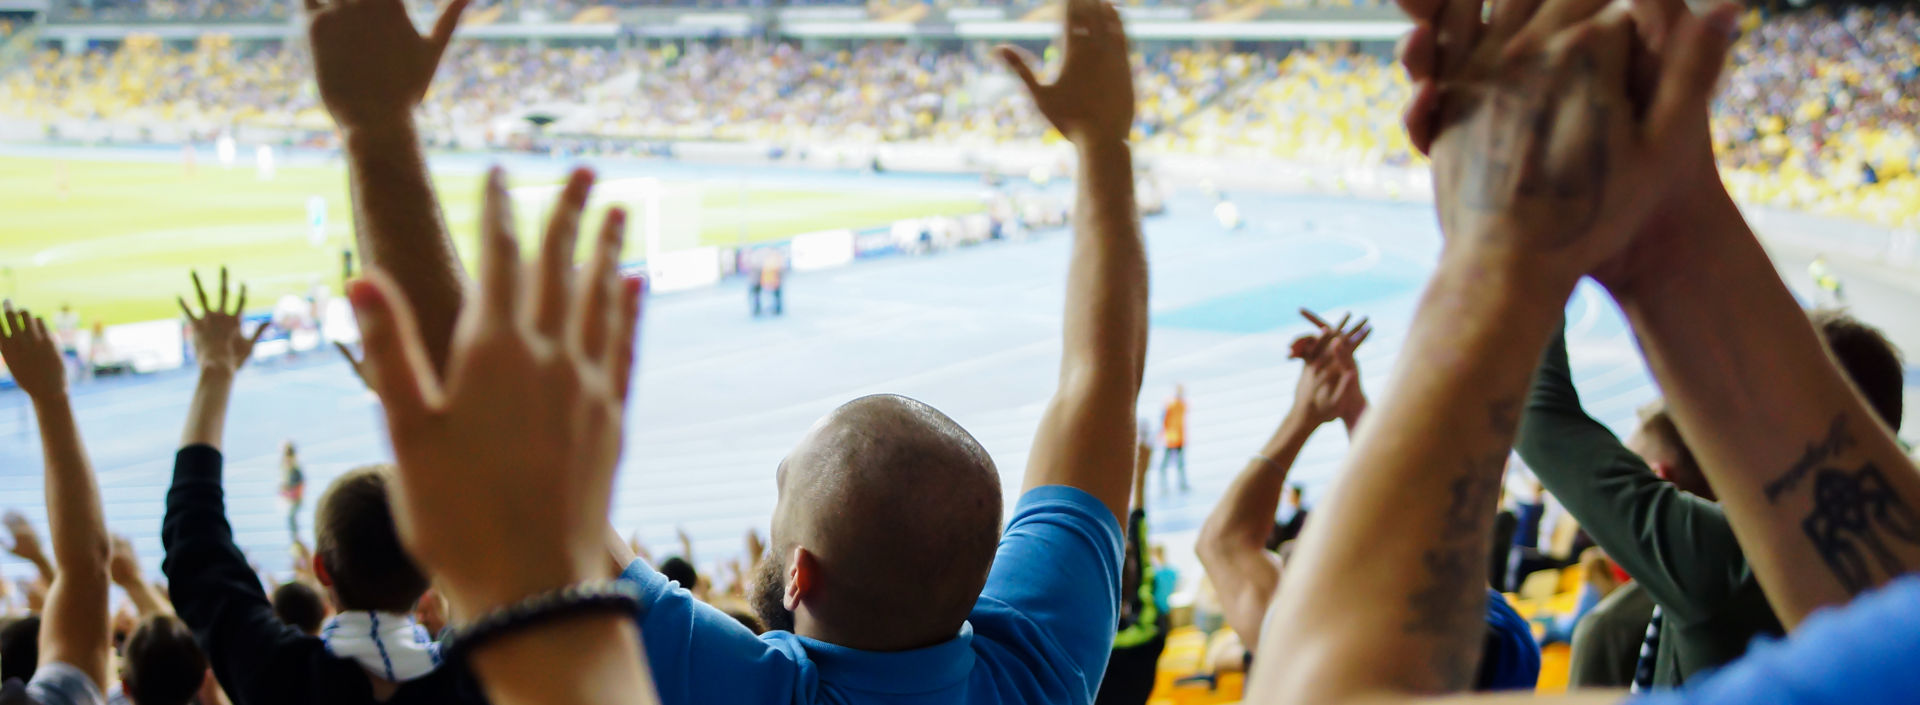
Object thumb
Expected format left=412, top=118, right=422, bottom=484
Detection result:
left=348, top=272, right=441, bottom=425
left=997, top=45, right=1045, bottom=97
left=426, top=0, right=472, bottom=75
left=1644, top=3, right=1739, bottom=152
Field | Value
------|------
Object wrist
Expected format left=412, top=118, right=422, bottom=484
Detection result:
left=441, top=551, right=606, bottom=618
left=1266, top=410, right=1320, bottom=454
left=1432, top=241, right=1579, bottom=309
left=341, top=118, right=422, bottom=150
left=1604, top=192, right=1745, bottom=305
left=28, top=391, right=71, bottom=410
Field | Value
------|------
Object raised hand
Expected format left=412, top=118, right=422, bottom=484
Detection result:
left=108, top=533, right=142, bottom=587
left=1296, top=309, right=1370, bottom=424
left=0, top=301, right=67, bottom=401
left=179, top=268, right=269, bottom=374
left=348, top=167, right=644, bottom=617
left=2, top=511, right=47, bottom=567
left=306, top=0, right=470, bottom=131
left=336, top=341, right=377, bottom=390
left=1403, top=0, right=1739, bottom=289
left=998, top=0, right=1135, bottom=145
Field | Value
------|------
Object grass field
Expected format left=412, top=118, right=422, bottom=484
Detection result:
left=0, top=156, right=983, bottom=326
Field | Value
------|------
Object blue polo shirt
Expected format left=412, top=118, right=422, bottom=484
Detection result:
left=620, top=485, right=1124, bottom=705
left=1636, top=574, right=1920, bottom=704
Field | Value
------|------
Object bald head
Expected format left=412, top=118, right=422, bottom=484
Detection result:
left=760, top=394, right=1003, bottom=651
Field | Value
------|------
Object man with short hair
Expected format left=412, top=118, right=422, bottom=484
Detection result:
left=1515, top=309, right=1904, bottom=688
left=269, top=583, right=329, bottom=637
left=563, top=3, right=1133, bottom=701
left=159, top=270, right=482, bottom=705
left=118, top=617, right=207, bottom=705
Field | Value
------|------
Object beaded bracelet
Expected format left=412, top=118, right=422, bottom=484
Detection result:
left=440, top=580, right=642, bottom=665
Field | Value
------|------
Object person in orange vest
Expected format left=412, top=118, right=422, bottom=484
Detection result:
left=1160, top=385, right=1188, bottom=491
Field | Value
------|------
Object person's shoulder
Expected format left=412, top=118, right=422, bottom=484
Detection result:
left=1007, top=486, right=1121, bottom=536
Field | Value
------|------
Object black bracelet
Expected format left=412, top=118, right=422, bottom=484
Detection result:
left=440, top=580, right=642, bottom=665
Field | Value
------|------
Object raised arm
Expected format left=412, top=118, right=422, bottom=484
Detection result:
left=1515, top=323, right=1748, bottom=619
left=3, top=511, right=56, bottom=589
left=350, top=168, right=656, bottom=705
left=1248, top=0, right=1736, bottom=700
left=307, top=0, right=471, bottom=372
left=109, top=534, right=172, bottom=618
left=999, top=0, right=1147, bottom=523
left=1603, top=152, right=1919, bottom=628
left=179, top=269, right=269, bottom=450
left=1196, top=322, right=1361, bottom=653
left=2, top=303, right=112, bottom=690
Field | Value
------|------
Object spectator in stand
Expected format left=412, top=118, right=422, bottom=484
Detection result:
left=1251, top=0, right=1920, bottom=700
left=1094, top=440, right=1168, bottom=705
left=158, top=267, right=482, bottom=705
left=341, top=1, right=1144, bottom=703
left=0, top=299, right=212, bottom=705
left=1197, top=313, right=1368, bottom=657
left=1515, top=308, right=1902, bottom=689
left=269, top=583, right=329, bottom=637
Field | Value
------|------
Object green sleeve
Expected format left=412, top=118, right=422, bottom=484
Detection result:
left=1513, top=323, right=1750, bottom=622
left=1113, top=511, right=1161, bottom=647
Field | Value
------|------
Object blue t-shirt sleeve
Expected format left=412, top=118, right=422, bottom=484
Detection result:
left=1634, top=575, right=1920, bottom=705
left=973, top=485, right=1125, bottom=704
left=619, top=559, right=808, bottom=705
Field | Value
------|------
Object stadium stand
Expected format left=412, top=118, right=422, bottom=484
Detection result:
left=2, top=0, right=1920, bottom=703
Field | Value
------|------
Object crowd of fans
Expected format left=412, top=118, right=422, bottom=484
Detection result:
left=3, top=6, right=1914, bottom=226
left=4, top=0, right=1920, bottom=703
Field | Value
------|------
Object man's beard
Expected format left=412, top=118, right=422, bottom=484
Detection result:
left=750, top=550, right=796, bottom=634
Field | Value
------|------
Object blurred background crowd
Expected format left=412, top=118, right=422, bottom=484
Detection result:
left=1, top=5, right=1915, bottom=227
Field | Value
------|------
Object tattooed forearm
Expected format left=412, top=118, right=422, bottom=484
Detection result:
left=1764, top=413, right=1854, bottom=503
left=1399, top=400, right=1516, bottom=691
left=1803, top=461, right=1920, bottom=594
left=1764, top=413, right=1920, bottom=594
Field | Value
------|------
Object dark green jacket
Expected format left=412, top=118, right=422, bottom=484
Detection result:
left=1515, top=327, right=1783, bottom=688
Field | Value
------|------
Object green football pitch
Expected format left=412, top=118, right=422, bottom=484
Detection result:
left=0, top=156, right=982, bottom=326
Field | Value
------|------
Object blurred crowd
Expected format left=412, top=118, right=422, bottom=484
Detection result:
left=2, top=8, right=1917, bottom=226
left=3, top=0, right=1920, bottom=703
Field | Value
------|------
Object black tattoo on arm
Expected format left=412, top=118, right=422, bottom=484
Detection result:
left=1399, top=399, right=1516, bottom=691
left=1764, top=414, right=1854, bottom=503
left=1803, top=462, right=1920, bottom=594
left=1766, top=414, right=1920, bottom=594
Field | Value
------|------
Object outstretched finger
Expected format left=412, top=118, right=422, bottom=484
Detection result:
left=427, top=0, right=472, bottom=72
left=1436, top=0, right=1486, bottom=76
left=1300, top=308, right=1330, bottom=330
left=191, top=270, right=211, bottom=316
left=1396, top=24, right=1438, bottom=83
left=571, top=208, right=627, bottom=362
left=250, top=321, right=271, bottom=346
left=234, top=284, right=248, bottom=317
left=1346, top=317, right=1371, bottom=344
left=218, top=267, right=229, bottom=314
left=1403, top=80, right=1443, bottom=156
left=997, top=45, right=1044, bottom=96
left=612, top=275, right=646, bottom=404
left=1351, top=323, right=1375, bottom=349
left=348, top=272, right=441, bottom=425
left=477, top=168, right=522, bottom=318
left=177, top=297, right=200, bottom=324
left=535, top=168, right=595, bottom=336
left=1644, top=3, right=1740, bottom=154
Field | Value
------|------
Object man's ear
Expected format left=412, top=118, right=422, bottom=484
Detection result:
left=312, top=553, right=333, bottom=587
left=783, top=546, right=814, bottom=612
